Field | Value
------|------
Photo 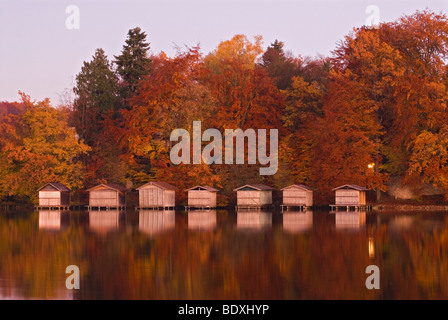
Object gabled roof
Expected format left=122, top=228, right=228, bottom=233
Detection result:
left=37, top=182, right=70, bottom=192
left=136, top=181, right=177, bottom=191
left=281, top=184, right=313, bottom=191
left=332, top=184, right=369, bottom=191
left=185, top=185, right=219, bottom=192
left=87, top=183, right=127, bottom=192
left=233, top=184, right=274, bottom=191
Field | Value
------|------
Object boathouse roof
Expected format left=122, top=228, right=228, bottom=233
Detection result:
left=136, top=181, right=177, bottom=191
left=37, top=182, right=70, bottom=192
left=87, top=183, right=127, bottom=192
left=332, top=184, right=369, bottom=191
left=233, top=184, right=274, bottom=191
left=281, top=184, right=313, bottom=191
left=186, top=185, right=219, bottom=192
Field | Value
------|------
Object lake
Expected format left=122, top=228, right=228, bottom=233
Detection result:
left=0, top=208, right=447, bottom=299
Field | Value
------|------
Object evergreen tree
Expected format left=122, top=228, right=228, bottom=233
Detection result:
left=114, top=27, right=152, bottom=105
left=259, top=40, right=301, bottom=90
left=73, top=48, right=120, bottom=146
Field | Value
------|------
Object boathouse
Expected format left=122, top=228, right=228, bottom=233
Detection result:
left=87, top=183, right=127, bottom=210
left=37, top=182, right=70, bottom=209
left=281, top=184, right=313, bottom=211
left=234, top=184, right=274, bottom=210
left=185, top=185, right=219, bottom=210
left=331, top=184, right=370, bottom=211
left=136, top=181, right=176, bottom=209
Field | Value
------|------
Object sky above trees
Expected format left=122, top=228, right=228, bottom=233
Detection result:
left=1, top=0, right=447, bottom=104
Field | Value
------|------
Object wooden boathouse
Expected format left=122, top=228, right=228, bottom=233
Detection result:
left=330, top=184, right=371, bottom=211
left=185, top=185, right=219, bottom=210
left=234, top=184, right=274, bottom=210
left=136, top=181, right=176, bottom=210
left=280, top=184, right=313, bottom=211
left=87, top=183, right=127, bottom=210
left=37, top=182, right=71, bottom=210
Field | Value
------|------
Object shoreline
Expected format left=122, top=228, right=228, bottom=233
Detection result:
left=373, top=204, right=448, bottom=211
left=3, top=202, right=448, bottom=212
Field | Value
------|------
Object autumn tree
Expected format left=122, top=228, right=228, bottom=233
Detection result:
left=203, top=34, right=282, bottom=129
left=317, top=27, right=406, bottom=201
left=202, top=35, right=285, bottom=197
left=378, top=11, right=448, bottom=177
left=310, top=71, right=387, bottom=203
left=0, top=93, right=89, bottom=202
left=119, top=48, right=220, bottom=199
left=309, top=10, right=448, bottom=202
left=407, top=126, right=448, bottom=199
left=85, top=111, right=128, bottom=185
left=279, top=72, right=326, bottom=186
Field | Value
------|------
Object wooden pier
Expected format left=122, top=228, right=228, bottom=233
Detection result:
left=135, top=206, right=176, bottom=211
left=329, top=204, right=372, bottom=212
left=185, top=205, right=216, bottom=211
left=86, top=206, right=126, bottom=211
left=0, top=203, right=18, bottom=210
left=235, top=204, right=273, bottom=211
left=280, top=204, right=310, bottom=212
left=35, top=204, right=87, bottom=211
left=36, top=205, right=70, bottom=210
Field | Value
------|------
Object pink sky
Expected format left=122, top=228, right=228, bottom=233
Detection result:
left=0, top=0, right=447, bottom=106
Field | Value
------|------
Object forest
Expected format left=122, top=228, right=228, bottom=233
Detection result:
left=1, top=10, right=448, bottom=205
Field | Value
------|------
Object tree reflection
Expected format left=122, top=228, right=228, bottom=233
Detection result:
left=0, top=210, right=448, bottom=299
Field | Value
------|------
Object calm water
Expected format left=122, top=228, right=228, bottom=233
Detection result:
left=0, top=208, right=447, bottom=299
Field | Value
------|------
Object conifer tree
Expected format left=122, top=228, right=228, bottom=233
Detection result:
left=73, top=48, right=120, bottom=146
left=114, top=27, right=152, bottom=105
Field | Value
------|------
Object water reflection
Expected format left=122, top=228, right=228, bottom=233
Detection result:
left=89, top=210, right=125, bottom=234
left=236, top=211, right=272, bottom=230
left=282, top=210, right=313, bottom=233
left=368, top=237, right=375, bottom=259
left=3, top=209, right=448, bottom=299
left=335, top=211, right=366, bottom=230
left=188, top=210, right=217, bottom=231
left=139, top=210, right=175, bottom=236
left=38, top=210, right=70, bottom=231
left=389, top=215, right=414, bottom=231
